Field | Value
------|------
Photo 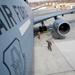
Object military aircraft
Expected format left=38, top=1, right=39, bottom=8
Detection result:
left=0, top=0, right=75, bottom=75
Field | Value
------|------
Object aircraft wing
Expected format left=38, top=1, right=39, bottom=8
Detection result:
left=34, top=9, right=75, bottom=24
left=32, top=4, right=46, bottom=11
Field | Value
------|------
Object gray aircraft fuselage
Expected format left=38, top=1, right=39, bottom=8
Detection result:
left=1, top=0, right=75, bottom=75
left=0, top=0, right=33, bottom=75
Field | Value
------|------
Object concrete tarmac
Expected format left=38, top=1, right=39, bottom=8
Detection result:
left=31, top=9, right=75, bottom=75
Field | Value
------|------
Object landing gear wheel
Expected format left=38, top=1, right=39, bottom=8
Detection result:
left=39, top=26, right=47, bottom=32
left=43, top=26, right=47, bottom=31
left=39, top=26, right=42, bottom=32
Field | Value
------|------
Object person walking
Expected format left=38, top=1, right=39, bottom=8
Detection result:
left=46, top=39, right=52, bottom=51
left=38, top=31, right=41, bottom=39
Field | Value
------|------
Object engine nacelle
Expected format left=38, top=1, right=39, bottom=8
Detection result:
left=53, top=18, right=70, bottom=38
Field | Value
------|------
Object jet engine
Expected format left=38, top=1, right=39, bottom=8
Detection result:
left=52, top=18, right=70, bottom=39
